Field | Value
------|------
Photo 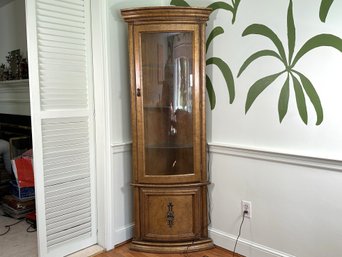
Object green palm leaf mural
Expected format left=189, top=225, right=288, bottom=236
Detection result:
left=319, top=0, right=334, bottom=22
left=171, top=0, right=240, bottom=24
left=171, top=0, right=241, bottom=109
left=238, top=0, right=342, bottom=125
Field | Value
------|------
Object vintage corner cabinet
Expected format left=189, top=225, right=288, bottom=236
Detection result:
left=121, top=6, right=213, bottom=253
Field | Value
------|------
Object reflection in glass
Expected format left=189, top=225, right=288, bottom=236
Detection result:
left=141, top=32, right=194, bottom=176
left=173, top=57, right=192, bottom=113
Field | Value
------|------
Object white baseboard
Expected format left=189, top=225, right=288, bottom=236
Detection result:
left=210, top=228, right=296, bottom=257
left=114, top=224, right=134, bottom=246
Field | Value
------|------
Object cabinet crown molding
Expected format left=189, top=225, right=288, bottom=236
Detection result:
left=121, top=6, right=211, bottom=23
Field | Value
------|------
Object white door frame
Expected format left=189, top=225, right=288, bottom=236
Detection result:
left=90, top=0, right=113, bottom=250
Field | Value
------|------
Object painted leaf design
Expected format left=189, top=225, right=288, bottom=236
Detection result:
left=207, top=2, right=234, bottom=13
left=170, top=0, right=190, bottom=7
left=233, top=0, right=241, bottom=6
left=295, top=71, right=323, bottom=125
left=206, top=27, right=224, bottom=53
left=319, top=0, right=334, bottom=22
left=292, top=34, right=342, bottom=66
left=206, top=57, right=235, bottom=104
left=291, top=74, right=308, bottom=124
left=242, top=24, right=288, bottom=64
left=245, top=72, right=284, bottom=113
left=278, top=74, right=290, bottom=123
left=238, top=50, right=283, bottom=77
left=206, top=75, right=216, bottom=110
left=287, top=0, right=296, bottom=64
left=231, top=0, right=241, bottom=24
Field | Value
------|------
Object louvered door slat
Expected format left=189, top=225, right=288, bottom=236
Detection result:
left=47, top=208, right=89, bottom=226
left=47, top=226, right=91, bottom=247
left=38, top=21, right=85, bottom=34
left=39, top=0, right=84, bottom=6
left=46, top=199, right=90, bottom=219
left=37, top=2, right=85, bottom=18
left=44, top=157, right=89, bottom=171
left=39, top=52, right=85, bottom=62
left=40, top=63, right=86, bottom=72
left=45, top=167, right=89, bottom=178
left=45, top=158, right=89, bottom=169
left=45, top=175, right=89, bottom=188
left=45, top=179, right=89, bottom=196
left=26, top=0, right=96, bottom=255
left=38, top=27, right=85, bottom=39
left=45, top=195, right=90, bottom=214
left=39, top=45, right=85, bottom=56
left=43, top=154, right=89, bottom=167
left=38, top=15, right=85, bottom=29
left=47, top=215, right=91, bottom=234
left=54, top=0, right=85, bottom=6
left=40, top=81, right=86, bottom=88
left=45, top=196, right=90, bottom=213
left=39, top=34, right=85, bottom=46
left=38, top=40, right=85, bottom=51
left=37, top=9, right=85, bottom=23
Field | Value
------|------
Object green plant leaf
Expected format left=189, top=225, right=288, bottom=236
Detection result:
left=294, top=70, right=323, bottom=125
left=291, top=74, right=308, bottom=124
left=170, top=0, right=190, bottom=7
left=207, top=2, right=234, bottom=13
left=292, top=34, right=342, bottom=66
left=245, top=72, right=284, bottom=113
left=287, top=0, right=296, bottom=64
left=232, top=0, right=241, bottom=24
left=206, top=75, right=216, bottom=110
left=206, top=57, right=235, bottom=104
left=278, top=74, right=290, bottom=123
left=238, top=50, right=283, bottom=77
left=319, top=0, right=334, bottom=22
left=242, top=24, right=288, bottom=64
left=206, top=27, right=224, bottom=53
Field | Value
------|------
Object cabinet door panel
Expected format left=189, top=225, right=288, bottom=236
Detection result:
left=134, top=24, right=201, bottom=183
left=140, top=187, right=201, bottom=242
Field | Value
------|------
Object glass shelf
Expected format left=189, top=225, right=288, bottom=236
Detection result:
left=146, top=143, right=193, bottom=149
left=145, top=146, right=194, bottom=176
left=144, top=105, right=170, bottom=110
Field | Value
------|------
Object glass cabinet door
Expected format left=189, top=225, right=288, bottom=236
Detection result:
left=135, top=26, right=201, bottom=182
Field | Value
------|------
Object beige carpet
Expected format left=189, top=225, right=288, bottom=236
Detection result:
left=0, top=208, right=37, bottom=257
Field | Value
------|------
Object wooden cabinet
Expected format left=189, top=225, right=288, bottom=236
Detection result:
left=121, top=6, right=213, bottom=253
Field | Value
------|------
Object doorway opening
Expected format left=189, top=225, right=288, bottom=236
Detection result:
left=0, top=0, right=37, bottom=256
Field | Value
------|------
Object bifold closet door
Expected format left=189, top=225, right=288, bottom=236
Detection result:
left=26, top=0, right=97, bottom=256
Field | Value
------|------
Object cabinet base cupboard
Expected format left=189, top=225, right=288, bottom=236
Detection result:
left=121, top=7, right=213, bottom=253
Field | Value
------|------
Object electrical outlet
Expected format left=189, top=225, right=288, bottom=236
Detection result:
left=241, top=200, right=252, bottom=218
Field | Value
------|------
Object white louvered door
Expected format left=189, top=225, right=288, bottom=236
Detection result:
left=25, top=0, right=97, bottom=256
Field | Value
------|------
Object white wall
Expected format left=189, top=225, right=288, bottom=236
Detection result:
left=199, top=0, right=342, bottom=256
left=0, top=0, right=27, bottom=64
left=207, top=0, right=342, bottom=160
left=105, top=0, right=342, bottom=256
left=106, top=0, right=166, bottom=249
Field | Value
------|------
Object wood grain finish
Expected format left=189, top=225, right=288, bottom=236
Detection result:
left=121, top=7, right=212, bottom=253
left=96, top=242, right=245, bottom=257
